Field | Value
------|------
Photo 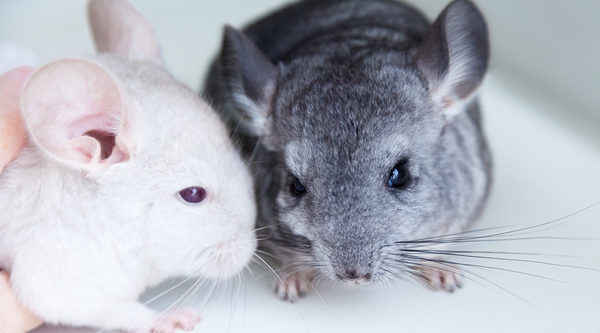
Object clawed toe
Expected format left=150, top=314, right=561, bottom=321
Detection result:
left=275, top=275, right=311, bottom=302
left=412, top=263, right=464, bottom=292
left=134, top=308, right=200, bottom=333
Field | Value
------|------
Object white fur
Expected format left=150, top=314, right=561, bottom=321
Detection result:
left=0, top=0, right=256, bottom=331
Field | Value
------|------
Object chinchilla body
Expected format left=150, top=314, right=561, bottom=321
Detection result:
left=205, top=0, right=492, bottom=297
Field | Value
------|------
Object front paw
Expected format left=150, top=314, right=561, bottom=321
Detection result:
left=274, top=273, right=311, bottom=302
left=411, top=261, right=464, bottom=292
left=135, top=308, right=200, bottom=333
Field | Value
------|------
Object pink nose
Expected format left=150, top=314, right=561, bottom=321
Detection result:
left=337, top=268, right=372, bottom=281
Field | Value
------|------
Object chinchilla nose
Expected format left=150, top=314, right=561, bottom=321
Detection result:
left=337, top=267, right=372, bottom=282
left=330, top=237, right=376, bottom=283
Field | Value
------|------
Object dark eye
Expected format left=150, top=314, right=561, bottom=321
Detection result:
left=388, top=162, right=409, bottom=188
left=291, top=177, right=306, bottom=196
left=179, top=186, right=206, bottom=203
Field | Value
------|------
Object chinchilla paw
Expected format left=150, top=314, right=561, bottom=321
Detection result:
left=412, top=261, right=464, bottom=293
left=274, top=273, right=311, bottom=302
left=133, top=308, right=200, bottom=333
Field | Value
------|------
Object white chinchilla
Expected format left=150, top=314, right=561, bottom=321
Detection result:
left=0, top=0, right=256, bottom=332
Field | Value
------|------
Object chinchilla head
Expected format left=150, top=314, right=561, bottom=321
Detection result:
left=0, top=0, right=257, bottom=283
left=215, top=0, right=491, bottom=285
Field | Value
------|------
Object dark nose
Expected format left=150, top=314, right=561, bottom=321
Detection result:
left=338, top=268, right=372, bottom=281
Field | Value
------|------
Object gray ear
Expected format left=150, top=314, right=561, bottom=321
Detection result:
left=220, top=26, right=279, bottom=136
left=416, top=0, right=489, bottom=121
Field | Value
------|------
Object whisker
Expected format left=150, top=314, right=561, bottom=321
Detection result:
left=227, top=276, right=235, bottom=333
left=379, top=266, right=412, bottom=286
left=141, top=263, right=206, bottom=306
left=252, top=252, right=283, bottom=284
left=252, top=223, right=282, bottom=233
left=255, top=235, right=277, bottom=242
left=399, top=254, right=568, bottom=284
left=152, top=275, right=205, bottom=333
left=248, top=134, right=264, bottom=164
left=402, top=259, right=541, bottom=310
left=255, top=249, right=280, bottom=260
left=178, top=278, right=206, bottom=332
left=304, top=278, right=330, bottom=312
left=401, top=249, right=600, bottom=272
left=229, top=109, right=245, bottom=141
left=402, top=249, right=581, bottom=258
left=389, top=201, right=600, bottom=250
left=246, top=264, right=268, bottom=311
left=398, top=235, right=598, bottom=247
left=248, top=160, right=273, bottom=164
left=197, top=274, right=221, bottom=316
left=400, top=201, right=600, bottom=246
left=383, top=225, right=510, bottom=246
left=240, top=269, right=248, bottom=330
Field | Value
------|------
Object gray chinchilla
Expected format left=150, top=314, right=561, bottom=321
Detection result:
left=205, top=0, right=491, bottom=300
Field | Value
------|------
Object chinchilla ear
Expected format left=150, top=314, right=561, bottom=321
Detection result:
left=416, top=0, right=489, bottom=121
left=88, top=0, right=163, bottom=64
left=20, top=58, right=134, bottom=170
left=220, top=25, right=279, bottom=137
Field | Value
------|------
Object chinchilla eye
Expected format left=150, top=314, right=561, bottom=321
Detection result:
left=388, top=162, right=409, bottom=188
left=291, top=177, right=306, bottom=196
left=179, top=186, right=206, bottom=203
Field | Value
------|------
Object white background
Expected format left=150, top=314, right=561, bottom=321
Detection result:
left=0, top=1, right=599, bottom=332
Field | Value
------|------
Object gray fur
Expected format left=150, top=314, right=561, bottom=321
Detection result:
left=204, top=0, right=492, bottom=292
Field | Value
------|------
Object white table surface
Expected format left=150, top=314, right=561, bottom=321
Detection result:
left=1, top=1, right=598, bottom=332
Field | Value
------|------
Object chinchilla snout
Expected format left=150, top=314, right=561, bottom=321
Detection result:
left=319, top=235, right=378, bottom=285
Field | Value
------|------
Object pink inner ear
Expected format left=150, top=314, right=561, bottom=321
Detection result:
left=0, top=66, right=35, bottom=174
left=88, top=0, right=162, bottom=62
left=85, top=130, right=115, bottom=160
left=72, top=113, right=119, bottom=160
left=21, top=58, right=129, bottom=168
